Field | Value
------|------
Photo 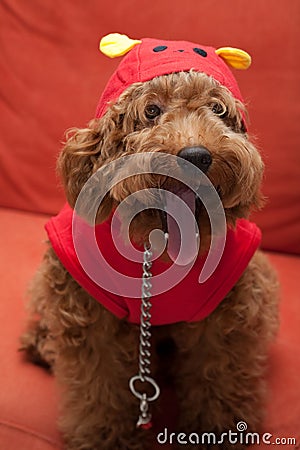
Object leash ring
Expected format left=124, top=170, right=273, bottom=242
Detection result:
left=129, top=375, right=160, bottom=402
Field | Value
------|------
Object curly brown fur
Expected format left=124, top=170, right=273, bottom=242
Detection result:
left=21, top=71, right=279, bottom=449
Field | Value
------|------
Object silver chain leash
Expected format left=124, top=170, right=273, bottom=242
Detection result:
left=129, top=243, right=160, bottom=429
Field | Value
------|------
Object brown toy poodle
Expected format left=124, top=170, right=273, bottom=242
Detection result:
left=21, top=35, right=279, bottom=450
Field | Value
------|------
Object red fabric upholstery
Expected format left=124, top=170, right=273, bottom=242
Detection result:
left=0, top=0, right=299, bottom=448
left=0, top=0, right=299, bottom=253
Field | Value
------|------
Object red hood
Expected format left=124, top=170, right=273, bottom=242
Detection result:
left=96, top=37, right=245, bottom=119
left=45, top=203, right=261, bottom=325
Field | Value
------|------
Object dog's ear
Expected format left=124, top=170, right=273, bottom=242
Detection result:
left=224, top=145, right=265, bottom=225
left=57, top=113, right=123, bottom=222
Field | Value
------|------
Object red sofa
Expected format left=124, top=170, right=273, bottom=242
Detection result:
left=0, top=1, right=299, bottom=449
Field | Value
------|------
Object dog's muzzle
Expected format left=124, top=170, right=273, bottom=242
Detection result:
left=157, top=146, right=213, bottom=265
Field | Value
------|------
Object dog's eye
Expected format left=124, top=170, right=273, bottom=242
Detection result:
left=211, top=101, right=227, bottom=118
left=145, top=104, right=162, bottom=120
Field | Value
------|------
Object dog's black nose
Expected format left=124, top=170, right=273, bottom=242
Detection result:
left=178, top=146, right=212, bottom=173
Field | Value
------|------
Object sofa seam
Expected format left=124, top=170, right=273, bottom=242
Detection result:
left=0, top=419, right=62, bottom=448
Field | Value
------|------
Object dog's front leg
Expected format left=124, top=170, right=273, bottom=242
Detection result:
left=171, top=252, right=279, bottom=449
left=54, top=308, right=154, bottom=450
left=173, top=334, right=259, bottom=450
left=22, top=246, right=154, bottom=449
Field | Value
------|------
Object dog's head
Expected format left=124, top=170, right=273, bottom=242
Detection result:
left=58, top=35, right=264, bottom=252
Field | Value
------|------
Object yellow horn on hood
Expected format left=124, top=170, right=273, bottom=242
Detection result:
left=215, top=47, right=252, bottom=70
left=100, top=33, right=142, bottom=58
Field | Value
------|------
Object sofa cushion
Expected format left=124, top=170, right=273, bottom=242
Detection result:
left=0, top=208, right=299, bottom=449
left=0, top=209, right=61, bottom=449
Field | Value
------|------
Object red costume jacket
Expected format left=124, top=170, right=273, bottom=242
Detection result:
left=45, top=204, right=261, bottom=326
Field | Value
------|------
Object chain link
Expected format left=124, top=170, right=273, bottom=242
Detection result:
left=129, top=243, right=160, bottom=429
